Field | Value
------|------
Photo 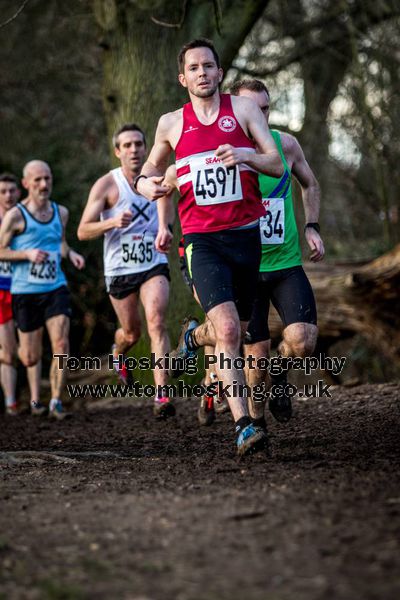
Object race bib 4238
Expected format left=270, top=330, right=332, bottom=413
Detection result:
left=28, top=251, right=59, bottom=284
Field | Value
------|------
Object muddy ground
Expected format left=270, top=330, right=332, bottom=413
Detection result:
left=0, top=383, right=399, bottom=600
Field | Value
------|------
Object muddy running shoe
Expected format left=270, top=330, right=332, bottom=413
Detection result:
left=5, top=403, right=18, bottom=416
left=197, top=393, right=216, bottom=426
left=251, top=417, right=268, bottom=437
left=269, top=373, right=292, bottom=423
left=169, top=317, right=199, bottom=377
left=49, top=400, right=71, bottom=421
left=153, top=396, right=176, bottom=419
left=111, top=344, right=132, bottom=385
left=31, top=401, right=48, bottom=417
left=236, top=423, right=268, bottom=456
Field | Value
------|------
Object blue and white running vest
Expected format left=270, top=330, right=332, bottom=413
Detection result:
left=11, top=202, right=66, bottom=294
left=101, top=167, right=167, bottom=277
left=0, top=215, right=12, bottom=291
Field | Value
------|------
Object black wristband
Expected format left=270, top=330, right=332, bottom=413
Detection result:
left=167, top=223, right=173, bottom=233
left=133, top=174, right=147, bottom=192
left=304, top=222, right=320, bottom=234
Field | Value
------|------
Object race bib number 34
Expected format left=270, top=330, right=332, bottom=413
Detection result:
left=260, top=197, right=285, bottom=245
left=121, top=233, right=155, bottom=271
left=28, top=251, right=58, bottom=283
left=190, top=153, right=243, bottom=206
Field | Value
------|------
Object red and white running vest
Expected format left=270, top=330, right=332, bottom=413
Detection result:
left=175, top=94, right=264, bottom=234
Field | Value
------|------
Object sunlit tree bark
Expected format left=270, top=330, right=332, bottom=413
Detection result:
left=92, top=0, right=268, bottom=153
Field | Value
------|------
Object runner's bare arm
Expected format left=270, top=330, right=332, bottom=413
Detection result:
left=282, top=133, right=324, bottom=262
left=216, top=96, right=283, bottom=177
left=155, top=165, right=177, bottom=254
left=0, top=207, right=47, bottom=263
left=77, top=175, right=132, bottom=240
left=59, top=205, right=85, bottom=269
left=136, top=112, right=179, bottom=201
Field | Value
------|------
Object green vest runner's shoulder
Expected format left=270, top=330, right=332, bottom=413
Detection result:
left=258, top=130, right=289, bottom=199
left=258, top=130, right=302, bottom=272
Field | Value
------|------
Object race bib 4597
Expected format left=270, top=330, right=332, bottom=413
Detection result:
left=190, top=152, right=243, bottom=206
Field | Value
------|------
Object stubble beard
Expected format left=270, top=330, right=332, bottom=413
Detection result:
left=192, top=81, right=219, bottom=99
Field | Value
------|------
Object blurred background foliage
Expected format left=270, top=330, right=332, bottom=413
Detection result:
left=0, top=0, right=399, bottom=384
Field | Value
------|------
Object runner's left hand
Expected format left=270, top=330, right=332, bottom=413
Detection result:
left=155, top=227, right=173, bottom=254
left=69, top=249, right=86, bottom=269
left=305, top=229, right=325, bottom=262
left=215, top=144, right=246, bottom=166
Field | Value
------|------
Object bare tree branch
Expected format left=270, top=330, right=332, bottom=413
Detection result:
left=214, top=0, right=223, bottom=35
left=151, top=0, right=188, bottom=29
left=0, top=0, right=30, bottom=29
left=234, top=3, right=400, bottom=78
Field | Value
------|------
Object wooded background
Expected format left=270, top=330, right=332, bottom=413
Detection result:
left=1, top=0, right=399, bottom=382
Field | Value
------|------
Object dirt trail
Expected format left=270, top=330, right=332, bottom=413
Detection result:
left=1, top=383, right=399, bottom=600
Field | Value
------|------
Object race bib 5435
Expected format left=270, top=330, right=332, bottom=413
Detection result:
left=120, top=233, right=156, bottom=272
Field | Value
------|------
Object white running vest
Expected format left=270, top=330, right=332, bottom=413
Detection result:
left=101, top=168, right=167, bottom=276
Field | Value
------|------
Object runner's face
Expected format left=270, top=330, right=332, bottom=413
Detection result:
left=115, top=130, right=146, bottom=173
left=23, top=165, right=52, bottom=202
left=179, top=47, right=223, bottom=98
left=0, top=182, right=19, bottom=212
left=237, top=89, right=270, bottom=123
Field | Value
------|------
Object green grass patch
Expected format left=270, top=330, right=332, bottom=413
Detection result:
left=37, top=579, right=87, bottom=600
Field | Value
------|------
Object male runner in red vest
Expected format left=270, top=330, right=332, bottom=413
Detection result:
left=136, top=38, right=283, bottom=455
left=0, top=173, right=20, bottom=415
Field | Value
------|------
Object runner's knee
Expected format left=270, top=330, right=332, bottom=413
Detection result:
left=1, top=349, right=17, bottom=365
left=215, top=319, right=240, bottom=348
left=146, top=314, right=166, bottom=339
left=290, top=339, right=313, bottom=357
left=282, top=324, right=317, bottom=357
left=19, top=349, right=41, bottom=367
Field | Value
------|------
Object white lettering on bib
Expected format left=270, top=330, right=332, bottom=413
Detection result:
left=260, top=198, right=285, bottom=244
left=190, top=152, right=243, bottom=206
left=28, top=251, right=59, bottom=284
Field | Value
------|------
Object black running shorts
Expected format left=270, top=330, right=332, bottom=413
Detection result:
left=12, top=285, right=72, bottom=333
left=180, top=258, right=194, bottom=293
left=179, top=237, right=194, bottom=293
left=183, top=225, right=261, bottom=321
left=246, top=266, right=317, bottom=344
left=106, top=263, right=170, bottom=300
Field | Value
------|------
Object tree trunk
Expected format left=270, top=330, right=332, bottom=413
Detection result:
left=92, top=0, right=268, bottom=155
left=268, top=245, right=400, bottom=364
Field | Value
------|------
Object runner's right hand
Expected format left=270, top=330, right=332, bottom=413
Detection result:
left=113, top=211, right=133, bottom=229
left=25, top=249, right=49, bottom=263
left=137, top=176, right=171, bottom=201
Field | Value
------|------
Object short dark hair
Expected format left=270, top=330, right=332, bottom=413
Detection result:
left=177, top=38, right=220, bottom=73
left=0, top=172, right=19, bottom=186
left=230, top=79, right=270, bottom=98
left=112, top=123, right=146, bottom=149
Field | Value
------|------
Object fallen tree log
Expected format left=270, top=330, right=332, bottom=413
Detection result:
left=268, top=244, right=400, bottom=363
